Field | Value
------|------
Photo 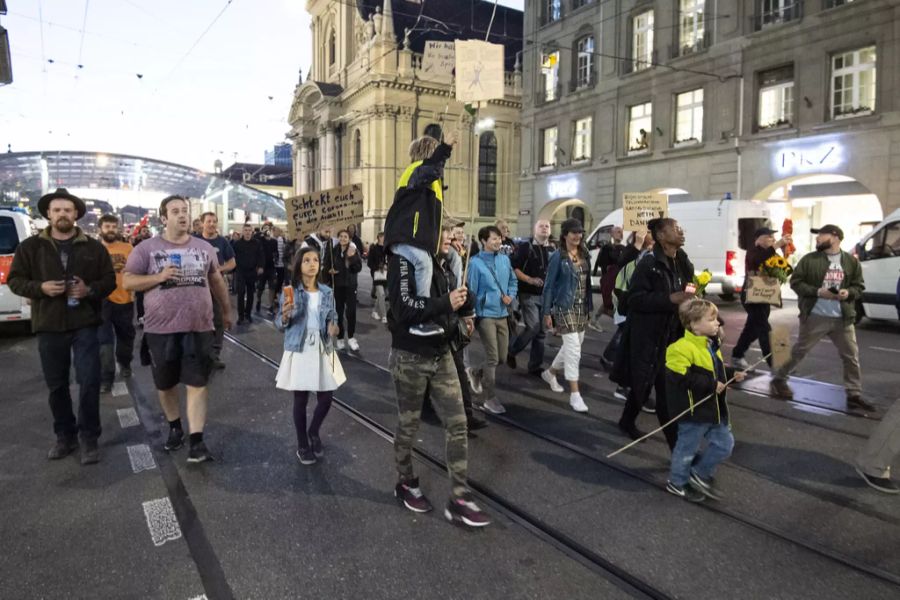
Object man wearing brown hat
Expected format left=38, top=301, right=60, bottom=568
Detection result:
left=770, top=224, right=874, bottom=412
left=8, top=188, right=116, bottom=464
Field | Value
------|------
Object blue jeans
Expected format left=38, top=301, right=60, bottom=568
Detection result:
left=508, top=294, right=545, bottom=372
left=669, top=421, right=734, bottom=486
left=391, top=244, right=433, bottom=297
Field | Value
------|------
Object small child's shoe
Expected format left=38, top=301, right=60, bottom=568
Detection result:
left=666, top=481, right=705, bottom=503
left=689, top=472, right=722, bottom=500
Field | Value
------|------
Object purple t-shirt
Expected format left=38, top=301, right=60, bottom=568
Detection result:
left=125, top=235, right=219, bottom=334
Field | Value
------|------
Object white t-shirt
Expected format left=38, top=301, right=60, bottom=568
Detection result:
left=811, top=253, right=843, bottom=318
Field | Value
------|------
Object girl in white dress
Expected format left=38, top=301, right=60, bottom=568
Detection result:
left=275, top=247, right=346, bottom=465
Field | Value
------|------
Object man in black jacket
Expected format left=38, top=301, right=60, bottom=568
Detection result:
left=8, top=188, right=116, bottom=464
left=232, top=223, right=264, bottom=324
left=388, top=227, right=490, bottom=528
left=507, top=219, right=551, bottom=374
left=614, top=218, right=695, bottom=449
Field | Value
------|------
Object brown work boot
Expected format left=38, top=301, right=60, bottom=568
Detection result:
left=770, top=378, right=794, bottom=400
left=847, top=395, right=876, bottom=413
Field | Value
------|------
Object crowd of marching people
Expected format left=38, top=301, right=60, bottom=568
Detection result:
left=8, top=141, right=900, bottom=531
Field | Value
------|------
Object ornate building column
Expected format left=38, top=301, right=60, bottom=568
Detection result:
left=324, top=127, right=337, bottom=189
left=298, top=141, right=310, bottom=195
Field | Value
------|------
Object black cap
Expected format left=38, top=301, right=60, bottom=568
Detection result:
left=754, top=227, right=778, bottom=238
left=38, top=188, right=87, bottom=220
left=811, top=224, right=844, bottom=240
left=560, top=218, right=584, bottom=237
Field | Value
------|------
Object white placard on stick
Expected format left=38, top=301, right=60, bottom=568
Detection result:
left=455, top=40, right=504, bottom=102
left=622, top=192, right=668, bottom=231
left=421, top=41, right=456, bottom=81
left=285, top=183, right=364, bottom=240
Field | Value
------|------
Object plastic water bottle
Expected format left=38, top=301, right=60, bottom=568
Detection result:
left=67, top=278, right=80, bottom=308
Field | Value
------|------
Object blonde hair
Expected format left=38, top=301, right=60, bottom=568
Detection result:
left=409, top=136, right=440, bottom=161
left=678, top=298, right=718, bottom=330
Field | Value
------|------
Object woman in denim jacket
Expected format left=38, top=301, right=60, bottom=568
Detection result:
left=275, top=247, right=346, bottom=465
left=540, top=219, right=593, bottom=413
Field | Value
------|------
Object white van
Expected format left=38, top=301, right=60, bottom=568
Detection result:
left=586, top=200, right=773, bottom=299
left=0, top=209, right=36, bottom=324
left=854, top=208, right=900, bottom=321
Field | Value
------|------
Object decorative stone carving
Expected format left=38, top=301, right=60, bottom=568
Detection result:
left=365, top=13, right=376, bottom=41
left=373, top=7, right=383, bottom=38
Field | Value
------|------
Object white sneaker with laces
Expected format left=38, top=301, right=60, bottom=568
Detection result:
left=569, top=392, right=589, bottom=413
left=541, top=369, right=564, bottom=393
left=371, top=310, right=380, bottom=320
left=732, top=357, right=751, bottom=372
left=348, top=337, right=360, bottom=351
left=381, top=316, right=388, bottom=324
left=336, top=339, right=346, bottom=351
left=483, top=398, right=506, bottom=414
left=465, top=367, right=483, bottom=394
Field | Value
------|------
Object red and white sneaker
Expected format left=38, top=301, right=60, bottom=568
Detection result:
left=394, top=478, right=433, bottom=513
left=444, top=493, right=491, bottom=528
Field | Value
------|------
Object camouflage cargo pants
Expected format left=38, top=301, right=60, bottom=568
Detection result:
left=390, top=348, right=468, bottom=498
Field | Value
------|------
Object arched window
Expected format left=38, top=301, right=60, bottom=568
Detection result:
left=328, top=30, right=336, bottom=65
left=354, top=130, right=362, bottom=168
left=478, top=132, right=498, bottom=217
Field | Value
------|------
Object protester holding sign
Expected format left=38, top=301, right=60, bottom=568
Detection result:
left=731, top=227, right=792, bottom=371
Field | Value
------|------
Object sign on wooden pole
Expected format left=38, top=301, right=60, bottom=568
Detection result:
left=285, top=183, right=364, bottom=240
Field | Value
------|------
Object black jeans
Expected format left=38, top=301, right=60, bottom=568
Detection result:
left=235, top=270, right=257, bottom=318
left=732, top=298, right=772, bottom=365
left=334, top=285, right=357, bottom=339
left=37, top=327, right=102, bottom=441
left=98, top=300, right=135, bottom=385
left=620, top=356, right=677, bottom=451
left=508, top=294, right=545, bottom=372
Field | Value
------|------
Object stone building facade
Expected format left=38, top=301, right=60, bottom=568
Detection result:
left=287, top=0, right=524, bottom=241
left=519, top=0, right=899, bottom=249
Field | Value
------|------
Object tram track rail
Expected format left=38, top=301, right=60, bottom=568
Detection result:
left=224, top=331, right=674, bottom=600
left=226, top=325, right=900, bottom=590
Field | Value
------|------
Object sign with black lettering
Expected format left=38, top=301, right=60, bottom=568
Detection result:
left=622, top=192, right=668, bottom=231
left=286, top=184, right=364, bottom=239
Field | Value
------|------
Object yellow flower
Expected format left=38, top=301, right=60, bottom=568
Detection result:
left=697, top=271, right=712, bottom=285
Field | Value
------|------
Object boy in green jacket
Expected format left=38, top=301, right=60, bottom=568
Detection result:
left=665, top=298, right=745, bottom=502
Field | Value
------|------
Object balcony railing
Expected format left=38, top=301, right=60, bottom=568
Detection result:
left=621, top=50, right=658, bottom=75
left=752, top=1, right=803, bottom=31
left=568, top=69, right=597, bottom=92
left=669, top=30, right=712, bottom=59
left=535, top=84, right=562, bottom=105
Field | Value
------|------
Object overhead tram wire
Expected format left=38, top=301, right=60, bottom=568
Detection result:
left=75, top=0, right=90, bottom=70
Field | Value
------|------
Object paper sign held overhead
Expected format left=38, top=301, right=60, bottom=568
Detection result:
left=421, top=41, right=456, bottom=81
left=455, top=40, right=504, bottom=103
left=622, top=192, right=668, bottom=231
left=285, top=184, right=364, bottom=240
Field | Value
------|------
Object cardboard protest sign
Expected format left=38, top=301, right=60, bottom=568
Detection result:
left=421, top=41, right=455, bottom=81
left=769, top=323, right=792, bottom=371
left=745, top=275, right=783, bottom=306
left=285, top=184, right=364, bottom=240
left=455, top=40, right=504, bottom=102
left=622, top=192, right=668, bottom=231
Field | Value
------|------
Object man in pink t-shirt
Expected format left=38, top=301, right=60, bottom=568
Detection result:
left=124, top=195, right=232, bottom=463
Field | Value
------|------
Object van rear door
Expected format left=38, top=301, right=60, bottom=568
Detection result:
left=858, top=216, right=900, bottom=320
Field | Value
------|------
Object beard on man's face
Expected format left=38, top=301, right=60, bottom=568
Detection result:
left=101, top=232, right=118, bottom=243
left=53, top=217, right=74, bottom=233
left=816, top=240, right=833, bottom=252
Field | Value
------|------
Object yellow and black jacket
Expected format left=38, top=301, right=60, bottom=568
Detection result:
left=665, top=330, right=731, bottom=425
left=383, top=142, right=451, bottom=256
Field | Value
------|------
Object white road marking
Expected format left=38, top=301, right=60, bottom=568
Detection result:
left=870, top=346, right=900, bottom=353
left=117, top=408, right=140, bottom=428
left=142, top=497, right=182, bottom=547
left=127, top=444, right=157, bottom=473
left=188, top=596, right=208, bottom=600
left=112, top=381, right=129, bottom=396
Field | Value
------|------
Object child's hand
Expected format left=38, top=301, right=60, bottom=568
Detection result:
left=716, top=382, right=727, bottom=394
left=281, top=302, right=293, bottom=322
left=733, top=371, right=747, bottom=382
left=327, top=323, right=339, bottom=337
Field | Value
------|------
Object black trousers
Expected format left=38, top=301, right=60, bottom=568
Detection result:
left=98, top=300, right=136, bottom=385
left=235, top=270, right=257, bottom=318
left=37, top=327, right=102, bottom=441
left=334, top=285, right=357, bottom=339
left=620, top=358, right=677, bottom=451
left=732, top=299, right=772, bottom=364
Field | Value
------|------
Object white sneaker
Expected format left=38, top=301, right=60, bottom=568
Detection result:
left=381, top=316, right=388, bottom=324
left=336, top=339, right=346, bottom=351
left=483, top=398, right=506, bottom=414
left=569, top=393, right=589, bottom=413
left=732, top=357, right=751, bottom=372
left=371, top=310, right=380, bottom=320
left=348, top=337, right=360, bottom=352
left=541, top=369, right=564, bottom=393
left=466, top=367, right=483, bottom=394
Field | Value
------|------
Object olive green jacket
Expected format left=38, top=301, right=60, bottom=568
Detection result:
left=789, top=250, right=864, bottom=324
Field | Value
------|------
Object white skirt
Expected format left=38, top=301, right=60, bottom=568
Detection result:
left=275, top=337, right=346, bottom=392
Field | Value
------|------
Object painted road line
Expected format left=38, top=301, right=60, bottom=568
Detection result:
left=188, top=595, right=208, bottom=600
left=117, top=407, right=140, bottom=428
left=142, top=497, right=182, bottom=547
left=870, top=346, right=900, bottom=354
left=127, top=444, right=157, bottom=473
left=112, top=381, right=129, bottom=396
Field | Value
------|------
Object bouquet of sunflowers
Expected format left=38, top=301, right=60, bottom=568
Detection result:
left=760, top=254, right=792, bottom=284
left=690, top=269, right=713, bottom=297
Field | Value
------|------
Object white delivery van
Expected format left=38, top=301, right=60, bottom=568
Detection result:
left=586, top=200, right=773, bottom=300
left=854, top=208, right=900, bottom=321
left=0, top=209, right=35, bottom=324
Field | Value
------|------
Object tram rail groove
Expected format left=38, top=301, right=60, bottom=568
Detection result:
left=224, top=332, right=673, bottom=600
left=226, top=331, right=900, bottom=591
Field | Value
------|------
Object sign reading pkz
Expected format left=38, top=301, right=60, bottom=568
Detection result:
left=774, top=143, right=843, bottom=174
